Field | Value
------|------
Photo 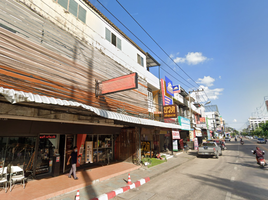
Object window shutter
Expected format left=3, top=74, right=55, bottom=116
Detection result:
left=78, top=5, right=86, bottom=23
left=58, top=0, right=68, bottom=10
left=69, top=0, right=78, bottom=17
left=105, top=28, right=111, bottom=42
left=116, top=37, right=121, bottom=50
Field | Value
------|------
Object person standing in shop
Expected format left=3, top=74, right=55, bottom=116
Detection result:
left=67, top=146, right=81, bottom=180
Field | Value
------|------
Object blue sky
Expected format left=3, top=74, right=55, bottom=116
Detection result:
left=90, top=0, right=268, bottom=130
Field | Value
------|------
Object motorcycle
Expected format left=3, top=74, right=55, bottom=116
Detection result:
left=240, top=141, right=244, bottom=145
left=235, top=138, right=237, bottom=142
left=251, top=150, right=266, bottom=167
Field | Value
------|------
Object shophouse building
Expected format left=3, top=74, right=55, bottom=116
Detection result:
left=204, top=105, right=221, bottom=138
left=0, top=0, right=183, bottom=177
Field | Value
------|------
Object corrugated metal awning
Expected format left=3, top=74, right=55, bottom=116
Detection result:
left=0, top=87, right=181, bottom=129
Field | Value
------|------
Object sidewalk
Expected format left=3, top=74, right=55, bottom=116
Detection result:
left=0, top=151, right=196, bottom=200
left=50, top=151, right=196, bottom=200
left=0, top=162, right=140, bottom=200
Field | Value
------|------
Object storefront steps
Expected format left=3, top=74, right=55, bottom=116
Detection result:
left=0, top=162, right=140, bottom=200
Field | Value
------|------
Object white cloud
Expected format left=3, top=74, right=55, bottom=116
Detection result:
left=233, top=119, right=237, bottom=122
left=198, top=85, right=224, bottom=100
left=197, top=76, right=215, bottom=87
left=173, top=52, right=209, bottom=65
left=219, top=76, right=221, bottom=79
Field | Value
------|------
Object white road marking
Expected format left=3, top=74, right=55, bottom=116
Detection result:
left=234, top=166, right=237, bottom=170
left=225, top=192, right=232, bottom=200
left=231, top=177, right=235, bottom=182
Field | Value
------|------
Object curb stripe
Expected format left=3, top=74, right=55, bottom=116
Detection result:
left=90, top=176, right=150, bottom=200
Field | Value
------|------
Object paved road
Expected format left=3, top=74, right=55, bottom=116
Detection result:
left=115, top=139, right=268, bottom=200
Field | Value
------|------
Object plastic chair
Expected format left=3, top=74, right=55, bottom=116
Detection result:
left=10, top=166, right=25, bottom=192
left=0, top=165, right=8, bottom=193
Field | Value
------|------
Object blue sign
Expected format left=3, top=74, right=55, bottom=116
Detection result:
left=164, top=95, right=173, bottom=105
left=173, top=85, right=180, bottom=93
left=165, top=76, right=174, bottom=97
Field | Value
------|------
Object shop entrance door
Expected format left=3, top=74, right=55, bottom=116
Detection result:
left=115, top=129, right=136, bottom=163
left=59, top=135, right=65, bottom=173
left=59, top=134, right=75, bottom=173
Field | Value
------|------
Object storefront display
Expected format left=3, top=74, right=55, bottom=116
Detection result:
left=0, top=137, right=36, bottom=169
left=84, top=134, right=113, bottom=164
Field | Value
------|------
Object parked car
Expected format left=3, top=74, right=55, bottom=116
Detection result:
left=257, top=138, right=266, bottom=144
left=197, top=142, right=222, bottom=158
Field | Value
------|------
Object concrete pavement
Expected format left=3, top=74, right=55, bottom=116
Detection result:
left=49, top=151, right=195, bottom=200
left=115, top=139, right=268, bottom=200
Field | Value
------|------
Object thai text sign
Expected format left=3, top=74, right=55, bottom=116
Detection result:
left=164, top=95, right=173, bottom=105
left=163, top=105, right=177, bottom=118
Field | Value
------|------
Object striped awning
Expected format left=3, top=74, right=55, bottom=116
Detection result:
left=0, top=87, right=182, bottom=129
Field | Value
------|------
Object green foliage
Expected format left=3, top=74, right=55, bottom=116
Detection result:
left=252, top=121, right=268, bottom=138
left=147, top=158, right=166, bottom=168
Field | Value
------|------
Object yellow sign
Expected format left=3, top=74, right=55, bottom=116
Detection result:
left=141, top=141, right=151, bottom=152
left=163, top=105, right=177, bottom=118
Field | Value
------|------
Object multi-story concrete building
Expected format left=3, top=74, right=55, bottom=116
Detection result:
left=248, top=117, right=268, bottom=131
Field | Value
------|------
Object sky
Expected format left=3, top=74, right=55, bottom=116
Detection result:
left=89, top=0, right=268, bottom=130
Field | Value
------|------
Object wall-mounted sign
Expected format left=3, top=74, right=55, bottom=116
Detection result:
left=165, top=76, right=174, bottom=97
left=96, top=73, right=138, bottom=96
left=173, top=85, right=180, bottom=93
left=178, top=116, right=191, bottom=130
left=164, top=95, right=173, bottom=105
left=40, top=135, right=56, bottom=139
left=163, top=105, right=177, bottom=118
left=200, top=117, right=206, bottom=124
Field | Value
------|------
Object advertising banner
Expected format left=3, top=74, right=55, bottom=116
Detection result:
left=173, top=140, right=178, bottom=151
left=189, top=130, right=194, bottom=141
left=172, top=130, right=180, bottom=139
left=194, top=138, right=199, bottom=150
left=85, top=141, right=93, bottom=163
left=195, top=129, right=202, bottom=137
left=165, top=76, right=174, bottom=97
left=178, top=116, right=191, bottom=130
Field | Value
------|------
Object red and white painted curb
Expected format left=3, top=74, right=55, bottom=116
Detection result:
left=90, top=177, right=150, bottom=200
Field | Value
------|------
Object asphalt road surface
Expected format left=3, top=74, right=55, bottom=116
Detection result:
left=115, top=138, right=268, bottom=200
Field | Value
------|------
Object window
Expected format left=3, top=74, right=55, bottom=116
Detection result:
left=137, top=54, right=144, bottom=67
left=69, top=0, right=78, bottom=17
left=55, top=0, right=86, bottom=23
left=105, top=28, right=122, bottom=50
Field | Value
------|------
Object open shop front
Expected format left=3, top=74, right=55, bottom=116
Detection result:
left=0, top=119, right=121, bottom=178
left=140, top=127, right=160, bottom=158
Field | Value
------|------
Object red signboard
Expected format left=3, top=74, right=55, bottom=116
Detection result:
left=99, top=73, right=138, bottom=95
left=40, top=135, right=56, bottom=139
left=200, top=117, right=206, bottom=124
